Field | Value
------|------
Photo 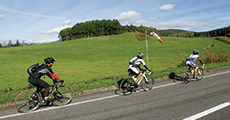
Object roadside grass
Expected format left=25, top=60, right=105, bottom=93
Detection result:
left=0, top=32, right=230, bottom=105
left=215, top=36, right=230, bottom=44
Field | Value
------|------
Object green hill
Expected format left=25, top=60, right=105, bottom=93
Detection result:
left=0, top=32, right=230, bottom=105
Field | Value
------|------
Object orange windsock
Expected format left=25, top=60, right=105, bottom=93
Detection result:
left=150, top=32, right=163, bottom=43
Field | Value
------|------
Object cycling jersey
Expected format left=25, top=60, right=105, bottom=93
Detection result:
left=186, top=54, right=201, bottom=67
left=129, top=57, right=146, bottom=68
left=28, top=64, right=60, bottom=96
left=128, top=57, right=148, bottom=75
left=187, top=54, right=200, bottom=62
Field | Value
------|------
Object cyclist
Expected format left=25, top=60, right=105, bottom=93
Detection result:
left=127, top=53, right=152, bottom=87
left=185, top=50, right=205, bottom=79
left=28, top=57, right=64, bottom=103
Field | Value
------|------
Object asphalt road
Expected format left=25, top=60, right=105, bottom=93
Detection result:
left=1, top=67, right=230, bottom=120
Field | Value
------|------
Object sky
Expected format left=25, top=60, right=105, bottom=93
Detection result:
left=0, top=0, right=230, bottom=44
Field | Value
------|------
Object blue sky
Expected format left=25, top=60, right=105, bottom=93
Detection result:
left=0, top=0, right=229, bottom=44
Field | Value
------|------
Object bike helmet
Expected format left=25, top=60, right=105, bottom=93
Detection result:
left=137, top=53, right=144, bottom=58
left=44, top=57, right=55, bottom=64
left=193, top=50, right=199, bottom=55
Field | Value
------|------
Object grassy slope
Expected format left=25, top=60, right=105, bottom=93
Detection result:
left=0, top=32, right=230, bottom=105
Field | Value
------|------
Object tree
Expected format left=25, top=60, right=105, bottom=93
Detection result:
left=15, top=40, right=20, bottom=46
left=8, top=40, right=13, bottom=47
left=58, top=27, right=73, bottom=41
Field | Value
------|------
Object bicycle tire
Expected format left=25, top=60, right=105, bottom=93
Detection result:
left=182, top=71, right=190, bottom=84
left=141, top=75, right=154, bottom=91
left=14, top=90, right=41, bottom=113
left=119, top=78, right=134, bottom=95
left=196, top=68, right=204, bottom=80
left=51, top=85, right=73, bottom=106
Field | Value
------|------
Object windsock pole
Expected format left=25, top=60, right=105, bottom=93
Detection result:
left=145, top=30, right=149, bottom=66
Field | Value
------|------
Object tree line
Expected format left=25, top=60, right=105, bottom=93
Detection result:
left=194, top=25, right=230, bottom=37
left=0, top=40, right=26, bottom=48
left=58, top=19, right=158, bottom=41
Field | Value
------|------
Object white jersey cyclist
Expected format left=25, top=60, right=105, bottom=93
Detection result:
left=186, top=50, right=203, bottom=67
left=128, top=53, right=151, bottom=75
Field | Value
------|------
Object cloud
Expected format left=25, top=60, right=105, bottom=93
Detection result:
left=149, top=21, right=219, bottom=31
left=40, top=20, right=72, bottom=35
left=0, top=15, right=5, bottom=20
left=24, top=38, right=59, bottom=44
left=0, top=5, right=63, bottom=19
left=116, top=11, right=142, bottom=25
left=63, top=20, right=72, bottom=25
left=160, top=4, right=175, bottom=11
left=116, top=11, right=220, bottom=31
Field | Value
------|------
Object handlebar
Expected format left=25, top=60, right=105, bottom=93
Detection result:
left=197, top=64, right=205, bottom=69
left=141, top=69, right=152, bottom=75
left=53, top=79, right=64, bottom=85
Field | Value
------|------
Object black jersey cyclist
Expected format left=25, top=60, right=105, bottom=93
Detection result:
left=28, top=57, right=64, bottom=103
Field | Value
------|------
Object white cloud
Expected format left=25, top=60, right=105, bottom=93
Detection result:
left=116, top=11, right=142, bottom=25
left=0, top=5, right=63, bottom=19
left=63, top=20, right=72, bottom=25
left=40, top=25, right=70, bottom=35
left=116, top=11, right=220, bottom=31
left=24, top=38, right=59, bottom=44
left=160, top=4, right=175, bottom=11
left=0, top=15, right=5, bottom=20
left=40, top=20, right=72, bottom=35
left=149, top=21, right=219, bottom=31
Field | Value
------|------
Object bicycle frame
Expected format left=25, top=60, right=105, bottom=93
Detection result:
left=132, top=70, right=152, bottom=85
left=31, top=81, right=63, bottom=104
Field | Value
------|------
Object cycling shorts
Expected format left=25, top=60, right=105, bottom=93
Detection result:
left=127, top=65, right=140, bottom=75
left=186, top=61, right=196, bottom=67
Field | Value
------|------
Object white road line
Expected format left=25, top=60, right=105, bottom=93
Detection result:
left=0, top=70, right=229, bottom=119
left=183, top=102, right=230, bottom=120
left=203, top=71, right=230, bottom=78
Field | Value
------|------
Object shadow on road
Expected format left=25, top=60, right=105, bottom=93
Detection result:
left=168, top=72, right=184, bottom=83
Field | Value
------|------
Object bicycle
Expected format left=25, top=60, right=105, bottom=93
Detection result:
left=14, top=80, right=73, bottom=113
left=119, top=69, right=154, bottom=95
left=182, top=65, right=204, bottom=83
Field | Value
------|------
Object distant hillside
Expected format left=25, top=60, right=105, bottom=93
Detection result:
left=59, top=19, right=230, bottom=41
left=157, top=29, right=194, bottom=38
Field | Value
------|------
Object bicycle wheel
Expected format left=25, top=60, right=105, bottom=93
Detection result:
left=182, top=71, right=190, bottom=84
left=14, top=90, right=41, bottom=113
left=141, top=75, right=154, bottom=91
left=196, top=68, right=204, bottom=80
left=119, top=78, right=134, bottom=95
left=51, top=85, right=73, bottom=106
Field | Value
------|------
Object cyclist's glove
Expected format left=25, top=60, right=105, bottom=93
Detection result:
left=53, top=79, right=64, bottom=84
left=60, top=80, right=65, bottom=84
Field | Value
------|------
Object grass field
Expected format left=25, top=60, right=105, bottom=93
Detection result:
left=0, top=32, right=230, bottom=105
